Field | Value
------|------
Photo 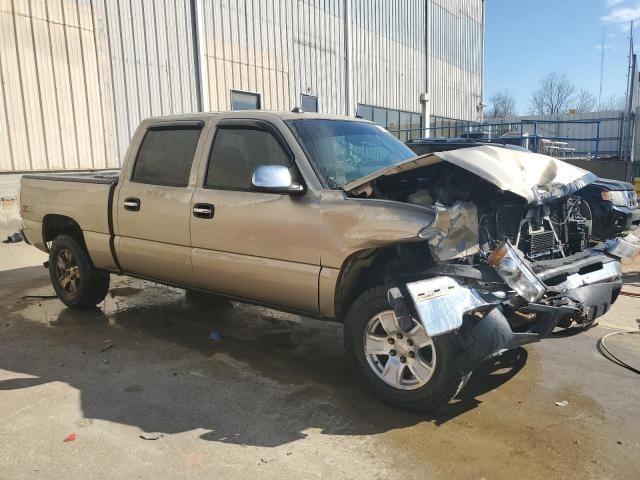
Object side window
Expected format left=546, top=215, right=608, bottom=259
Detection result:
left=205, top=127, right=291, bottom=190
left=131, top=127, right=202, bottom=187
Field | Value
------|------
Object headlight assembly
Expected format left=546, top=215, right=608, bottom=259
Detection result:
left=601, top=190, right=633, bottom=207
left=488, top=241, right=547, bottom=303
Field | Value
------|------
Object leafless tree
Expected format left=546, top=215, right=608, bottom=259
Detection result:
left=529, top=72, right=576, bottom=115
left=598, top=93, right=626, bottom=111
left=573, top=89, right=597, bottom=113
left=487, top=90, right=517, bottom=118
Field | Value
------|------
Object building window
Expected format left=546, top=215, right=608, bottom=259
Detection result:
left=231, top=90, right=261, bottom=111
left=356, top=104, right=422, bottom=141
left=429, top=115, right=476, bottom=138
left=301, top=94, right=318, bottom=112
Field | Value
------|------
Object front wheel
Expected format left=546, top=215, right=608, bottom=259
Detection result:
left=344, top=286, right=466, bottom=412
left=49, top=235, right=110, bottom=309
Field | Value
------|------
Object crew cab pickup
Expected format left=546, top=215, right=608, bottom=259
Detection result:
left=20, top=112, right=640, bottom=412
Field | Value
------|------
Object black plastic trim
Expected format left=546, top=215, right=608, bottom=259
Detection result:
left=147, top=120, right=204, bottom=130
left=22, top=174, right=117, bottom=185
left=19, top=228, right=31, bottom=245
left=107, top=182, right=122, bottom=273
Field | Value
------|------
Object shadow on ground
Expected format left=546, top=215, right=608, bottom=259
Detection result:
left=0, top=265, right=527, bottom=448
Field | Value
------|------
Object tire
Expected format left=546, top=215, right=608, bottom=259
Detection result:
left=344, top=286, right=465, bottom=412
left=48, top=234, right=110, bottom=309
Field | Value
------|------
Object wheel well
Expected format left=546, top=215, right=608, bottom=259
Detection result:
left=333, top=246, right=397, bottom=321
left=42, top=215, right=86, bottom=252
left=333, top=242, right=435, bottom=321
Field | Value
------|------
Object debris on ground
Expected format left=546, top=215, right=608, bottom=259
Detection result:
left=21, top=294, right=57, bottom=299
left=2, top=232, right=23, bottom=244
left=208, top=330, right=222, bottom=341
left=99, top=344, right=114, bottom=353
left=124, top=385, right=143, bottom=393
left=139, top=432, right=164, bottom=440
left=74, top=418, right=93, bottom=428
left=555, top=401, right=569, bottom=407
left=63, top=433, right=76, bottom=443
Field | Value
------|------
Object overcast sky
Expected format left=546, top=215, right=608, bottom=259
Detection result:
left=484, top=0, right=639, bottom=113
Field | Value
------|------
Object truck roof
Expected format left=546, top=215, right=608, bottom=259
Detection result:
left=140, top=111, right=370, bottom=124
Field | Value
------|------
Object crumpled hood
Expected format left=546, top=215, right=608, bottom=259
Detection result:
left=343, top=145, right=598, bottom=204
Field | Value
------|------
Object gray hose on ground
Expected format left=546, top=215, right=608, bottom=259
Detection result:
left=597, top=330, right=640, bottom=375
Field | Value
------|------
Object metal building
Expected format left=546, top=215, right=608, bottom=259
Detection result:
left=0, top=0, right=485, bottom=172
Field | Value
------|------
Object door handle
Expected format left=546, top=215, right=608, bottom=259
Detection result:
left=123, top=197, right=141, bottom=211
left=193, top=203, right=214, bottom=219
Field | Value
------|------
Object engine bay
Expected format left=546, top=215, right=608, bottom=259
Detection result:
left=354, top=162, right=593, bottom=262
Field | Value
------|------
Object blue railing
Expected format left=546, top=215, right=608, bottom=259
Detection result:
left=387, top=117, right=631, bottom=160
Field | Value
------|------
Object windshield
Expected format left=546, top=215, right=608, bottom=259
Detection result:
left=287, top=119, right=416, bottom=189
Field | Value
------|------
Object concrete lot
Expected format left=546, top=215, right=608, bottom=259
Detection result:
left=1, top=198, right=639, bottom=479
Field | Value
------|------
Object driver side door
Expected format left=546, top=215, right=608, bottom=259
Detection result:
left=190, top=119, right=322, bottom=313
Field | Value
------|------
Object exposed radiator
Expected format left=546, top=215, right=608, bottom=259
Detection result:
left=526, top=230, right=555, bottom=258
left=495, top=205, right=522, bottom=243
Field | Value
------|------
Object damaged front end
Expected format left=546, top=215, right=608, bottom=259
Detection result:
left=345, top=145, right=640, bottom=374
left=396, top=231, right=638, bottom=375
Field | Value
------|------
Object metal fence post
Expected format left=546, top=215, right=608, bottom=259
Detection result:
left=595, top=121, right=601, bottom=160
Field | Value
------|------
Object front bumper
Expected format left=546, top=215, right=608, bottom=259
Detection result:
left=403, top=241, right=635, bottom=374
left=595, top=204, right=640, bottom=237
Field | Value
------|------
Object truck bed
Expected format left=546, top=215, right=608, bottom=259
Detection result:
left=20, top=172, right=119, bottom=260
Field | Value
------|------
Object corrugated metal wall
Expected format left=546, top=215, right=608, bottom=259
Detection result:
left=200, top=0, right=431, bottom=116
left=350, top=0, right=426, bottom=114
left=430, top=0, right=483, bottom=122
left=200, top=0, right=346, bottom=114
left=0, top=0, right=483, bottom=172
left=0, top=0, right=196, bottom=172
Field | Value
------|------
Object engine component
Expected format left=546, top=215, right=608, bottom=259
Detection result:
left=568, top=220, right=589, bottom=253
left=519, top=221, right=560, bottom=260
left=495, top=204, right=522, bottom=243
left=490, top=197, right=591, bottom=261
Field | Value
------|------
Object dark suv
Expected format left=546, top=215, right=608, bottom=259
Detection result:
left=576, top=178, right=640, bottom=240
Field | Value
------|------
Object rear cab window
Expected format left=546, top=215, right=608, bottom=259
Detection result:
left=205, top=126, right=292, bottom=190
left=132, top=126, right=202, bottom=187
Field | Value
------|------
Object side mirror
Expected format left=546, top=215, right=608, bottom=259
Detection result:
left=251, top=165, right=305, bottom=194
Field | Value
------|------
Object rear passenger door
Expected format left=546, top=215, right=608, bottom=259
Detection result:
left=115, top=121, right=205, bottom=286
left=190, top=120, right=322, bottom=313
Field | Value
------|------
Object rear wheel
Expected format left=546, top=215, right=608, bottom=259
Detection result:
left=49, top=235, right=110, bottom=309
left=344, top=286, right=465, bottom=412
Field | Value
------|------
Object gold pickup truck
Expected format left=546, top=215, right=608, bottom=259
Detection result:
left=20, top=112, right=640, bottom=412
